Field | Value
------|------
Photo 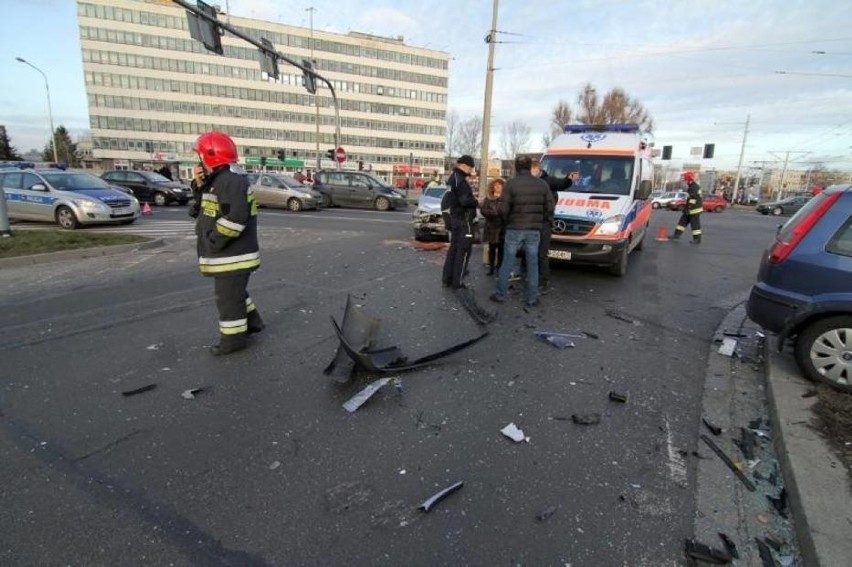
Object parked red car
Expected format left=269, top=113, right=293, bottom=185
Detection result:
left=668, top=193, right=728, bottom=213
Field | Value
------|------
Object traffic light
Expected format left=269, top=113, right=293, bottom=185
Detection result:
left=358, top=160, right=364, bottom=171
left=703, top=143, right=715, bottom=159
left=662, top=145, right=672, bottom=160
left=277, top=149, right=286, bottom=161
left=302, top=59, right=317, bottom=95
left=185, top=0, right=223, bottom=55
left=326, top=148, right=335, bottom=160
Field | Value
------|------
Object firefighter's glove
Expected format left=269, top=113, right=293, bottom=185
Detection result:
left=205, top=231, right=229, bottom=253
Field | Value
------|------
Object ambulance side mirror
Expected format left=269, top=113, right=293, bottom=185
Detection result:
left=637, top=180, right=652, bottom=200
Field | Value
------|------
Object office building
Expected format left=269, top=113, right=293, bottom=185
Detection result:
left=76, top=0, right=449, bottom=180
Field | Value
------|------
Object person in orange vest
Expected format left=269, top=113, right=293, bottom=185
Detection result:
left=672, top=170, right=703, bottom=244
left=193, top=131, right=264, bottom=355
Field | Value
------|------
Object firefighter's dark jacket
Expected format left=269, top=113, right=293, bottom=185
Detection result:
left=686, top=181, right=703, bottom=216
left=195, top=164, right=260, bottom=276
left=442, top=167, right=478, bottom=233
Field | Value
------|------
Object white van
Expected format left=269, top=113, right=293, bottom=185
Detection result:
left=540, top=124, right=655, bottom=276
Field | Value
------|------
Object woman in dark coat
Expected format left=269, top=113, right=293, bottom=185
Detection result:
left=479, top=177, right=506, bottom=275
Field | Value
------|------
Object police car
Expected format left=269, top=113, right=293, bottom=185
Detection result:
left=0, top=168, right=140, bottom=229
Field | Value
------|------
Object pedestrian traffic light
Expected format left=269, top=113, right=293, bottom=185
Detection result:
left=326, top=148, right=335, bottom=160
left=358, top=160, right=364, bottom=171
left=662, top=145, right=672, bottom=160
left=703, top=143, right=715, bottom=159
left=277, top=149, right=286, bottom=161
left=302, top=59, right=317, bottom=95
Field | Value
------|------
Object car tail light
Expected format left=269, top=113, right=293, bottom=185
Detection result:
left=768, top=192, right=841, bottom=264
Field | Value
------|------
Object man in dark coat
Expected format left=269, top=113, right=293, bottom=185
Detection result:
left=532, top=161, right=574, bottom=293
left=491, top=156, right=553, bottom=307
left=441, top=155, right=478, bottom=289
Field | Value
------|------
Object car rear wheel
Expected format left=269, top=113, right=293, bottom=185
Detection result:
left=795, top=316, right=852, bottom=392
left=652, top=202, right=660, bottom=209
left=287, top=198, right=303, bottom=212
left=374, top=196, right=391, bottom=211
left=154, top=192, right=168, bottom=207
left=771, top=206, right=782, bottom=216
left=320, top=194, right=332, bottom=208
left=714, top=205, right=723, bottom=213
left=56, top=206, right=80, bottom=230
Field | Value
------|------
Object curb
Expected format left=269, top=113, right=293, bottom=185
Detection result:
left=0, top=238, right=165, bottom=269
left=765, top=340, right=852, bottom=567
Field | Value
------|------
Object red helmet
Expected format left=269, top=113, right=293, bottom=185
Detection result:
left=194, top=131, right=238, bottom=169
left=682, top=170, right=696, bottom=183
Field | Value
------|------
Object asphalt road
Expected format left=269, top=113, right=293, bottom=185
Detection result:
left=0, top=206, right=783, bottom=565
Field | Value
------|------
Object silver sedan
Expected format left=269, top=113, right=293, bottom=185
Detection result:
left=247, top=173, right=320, bottom=212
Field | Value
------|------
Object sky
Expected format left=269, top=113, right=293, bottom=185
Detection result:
left=1, top=0, right=850, bottom=173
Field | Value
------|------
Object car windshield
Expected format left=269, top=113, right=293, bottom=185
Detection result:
left=42, top=172, right=113, bottom=191
left=423, top=186, right=448, bottom=199
left=540, top=156, right=634, bottom=195
left=362, top=173, right=393, bottom=189
left=140, top=171, right=171, bottom=182
left=276, top=175, right=309, bottom=190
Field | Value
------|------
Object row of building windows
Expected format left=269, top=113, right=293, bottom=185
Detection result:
left=79, top=26, right=447, bottom=89
left=88, top=94, right=446, bottom=138
left=85, top=71, right=447, bottom=121
left=81, top=48, right=447, bottom=105
left=77, top=2, right=447, bottom=70
left=91, top=137, right=444, bottom=169
left=90, top=116, right=445, bottom=153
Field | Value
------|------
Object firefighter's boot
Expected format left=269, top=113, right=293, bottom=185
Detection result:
left=247, top=310, right=265, bottom=335
left=210, top=334, right=248, bottom=356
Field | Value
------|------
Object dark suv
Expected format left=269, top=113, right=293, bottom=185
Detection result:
left=746, top=184, right=852, bottom=392
left=101, top=170, right=189, bottom=206
left=312, top=170, right=408, bottom=211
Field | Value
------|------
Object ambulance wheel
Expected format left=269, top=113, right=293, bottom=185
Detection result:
left=608, top=246, right=628, bottom=277
left=634, top=225, right=647, bottom=251
left=56, top=206, right=80, bottom=230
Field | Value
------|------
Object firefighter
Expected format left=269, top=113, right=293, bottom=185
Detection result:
left=193, top=131, right=264, bottom=355
left=672, top=170, right=703, bottom=244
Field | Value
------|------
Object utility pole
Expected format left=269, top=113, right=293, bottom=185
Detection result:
left=769, top=151, right=810, bottom=200
left=731, top=114, right=749, bottom=205
left=306, top=6, right=320, bottom=172
left=479, top=0, right=499, bottom=192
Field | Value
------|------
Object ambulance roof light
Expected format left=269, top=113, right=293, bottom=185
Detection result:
left=563, top=124, right=640, bottom=134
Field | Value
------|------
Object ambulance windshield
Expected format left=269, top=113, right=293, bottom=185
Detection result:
left=541, top=156, right=634, bottom=196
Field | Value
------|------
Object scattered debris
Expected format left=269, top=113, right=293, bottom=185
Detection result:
left=683, top=538, right=732, bottom=564
left=419, top=481, right=463, bottom=512
left=146, top=343, right=161, bottom=350
left=582, top=331, right=599, bottom=339
left=571, top=413, right=601, bottom=425
left=608, top=391, right=628, bottom=403
left=534, top=331, right=578, bottom=349
left=500, top=423, right=527, bottom=443
left=768, top=488, right=788, bottom=518
left=269, top=461, right=281, bottom=470
left=328, top=295, right=489, bottom=375
left=455, top=288, right=497, bottom=325
left=764, top=535, right=782, bottom=551
left=703, top=418, right=723, bottom=436
left=718, top=533, right=739, bottom=559
left=756, top=513, right=771, bottom=524
left=605, top=310, right=641, bottom=326
left=700, top=434, right=756, bottom=491
left=801, top=389, right=818, bottom=398
left=121, top=383, right=156, bottom=397
left=755, top=537, right=775, bottom=567
left=181, top=388, right=205, bottom=400
left=723, top=331, right=748, bottom=338
left=755, top=331, right=766, bottom=339
left=342, top=378, right=392, bottom=413
left=735, top=427, right=757, bottom=460
left=535, top=505, right=558, bottom=522
left=718, top=338, right=737, bottom=357
left=779, top=555, right=794, bottom=567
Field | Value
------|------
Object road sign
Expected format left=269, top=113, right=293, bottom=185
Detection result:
left=335, top=147, right=346, bottom=163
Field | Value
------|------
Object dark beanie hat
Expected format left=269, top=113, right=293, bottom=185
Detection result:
left=457, top=155, right=475, bottom=168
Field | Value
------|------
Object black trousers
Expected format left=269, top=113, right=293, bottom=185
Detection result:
left=487, top=241, right=504, bottom=272
left=213, top=272, right=262, bottom=347
left=538, top=227, right=552, bottom=285
left=442, top=227, right=473, bottom=288
left=675, top=212, right=702, bottom=241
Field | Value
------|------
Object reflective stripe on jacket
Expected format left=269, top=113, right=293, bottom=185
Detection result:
left=686, top=181, right=703, bottom=216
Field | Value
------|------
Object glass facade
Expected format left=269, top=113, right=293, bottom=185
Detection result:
left=76, top=0, right=449, bottom=173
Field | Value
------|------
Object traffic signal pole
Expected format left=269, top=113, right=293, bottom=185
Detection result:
left=172, top=0, right=341, bottom=160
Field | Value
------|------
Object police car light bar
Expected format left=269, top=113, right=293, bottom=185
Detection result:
left=563, top=124, right=640, bottom=134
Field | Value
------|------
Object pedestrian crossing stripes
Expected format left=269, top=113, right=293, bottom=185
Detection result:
left=10, top=218, right=196, bottom=238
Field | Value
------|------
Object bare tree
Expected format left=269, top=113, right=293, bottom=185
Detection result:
left=456, top=116, right=483, bottom=157
left=550, top=99, right=572, bottom=138
left=576, top=83, right=604, bottom=125
left=500, top=120, right=531, bottom=159
left=445, top=109, right=459, bottom=156
left=574, top=83, right=654, bottom=132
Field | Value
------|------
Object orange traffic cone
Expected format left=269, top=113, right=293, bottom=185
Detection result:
left=656, top=224, right=668, bottom=242
left=142, top=202, right=152, bottom=215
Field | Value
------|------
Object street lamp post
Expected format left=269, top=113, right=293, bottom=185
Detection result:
left=16, top=57, right=59, bottom=164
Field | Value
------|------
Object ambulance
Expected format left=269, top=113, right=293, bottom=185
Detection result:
left=540, top=124, right=655, bottom=276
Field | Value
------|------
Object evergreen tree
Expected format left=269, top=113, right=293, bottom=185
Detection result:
left=0, top=127, right=22, bottom=160
left=41, top=125, right=78, bottom=166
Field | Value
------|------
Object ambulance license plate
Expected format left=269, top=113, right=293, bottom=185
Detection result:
left=548, top=249, right=571, bottom=260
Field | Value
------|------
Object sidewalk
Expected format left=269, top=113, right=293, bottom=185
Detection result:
left=694, top=301, right=851, bottom=565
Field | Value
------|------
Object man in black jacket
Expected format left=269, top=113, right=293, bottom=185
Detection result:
left=491, top=156, right=553, bottom=307
left=441, top=155, right=478, bottom=289
left=532, top=160, right=574, bottom=293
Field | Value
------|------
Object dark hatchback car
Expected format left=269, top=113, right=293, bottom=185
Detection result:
left=746, top=184, right=852, bottom=392
left=101, top=170, right=190, bottom=206
left=312, top=170, right=407, bottom=211
left=755, top=195, right=810, bottom=216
